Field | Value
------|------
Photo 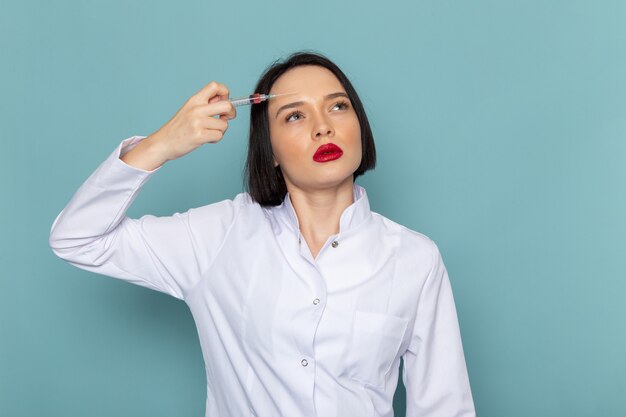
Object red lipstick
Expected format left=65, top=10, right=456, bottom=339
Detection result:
left=313, top=143, right=343, bottom=163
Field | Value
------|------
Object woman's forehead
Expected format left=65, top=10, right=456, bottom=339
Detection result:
left=269, top=65, right=344, bottom=96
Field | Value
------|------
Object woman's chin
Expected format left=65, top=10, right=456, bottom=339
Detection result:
left=289, top=175, right=355, bottom=194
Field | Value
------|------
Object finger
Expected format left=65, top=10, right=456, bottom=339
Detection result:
left=202, top=129, right=225, bottom=143
left=209, top=95, right=236, bottom=119
left=195, top=81, right=229, bottom=104
left=208, top=95, right=224, bottom=104
left=202, top=116, right=229, bottom=132
left=220, top=104, right=237, bottom=121
left=199, top=100, right=235, bottom=119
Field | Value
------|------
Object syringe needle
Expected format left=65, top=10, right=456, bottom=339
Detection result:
left=229, top=92, right=298, bottom=107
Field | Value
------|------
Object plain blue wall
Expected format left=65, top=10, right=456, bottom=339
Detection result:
left=2, top=1, right=625, bottom=416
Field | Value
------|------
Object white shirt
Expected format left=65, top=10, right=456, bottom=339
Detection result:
left=49, top=136, right=475, bottom=417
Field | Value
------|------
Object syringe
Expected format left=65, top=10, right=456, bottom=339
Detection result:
left=229, top=92, right=295, bottom=107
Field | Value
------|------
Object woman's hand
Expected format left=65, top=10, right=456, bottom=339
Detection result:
left=121, top=81, right=237, bottom=171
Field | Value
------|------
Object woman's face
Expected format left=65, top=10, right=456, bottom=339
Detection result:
left=267, top=65, right=362, bottom=193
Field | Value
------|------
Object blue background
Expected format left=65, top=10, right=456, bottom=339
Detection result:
left=1, top=1, right=625, bottom=416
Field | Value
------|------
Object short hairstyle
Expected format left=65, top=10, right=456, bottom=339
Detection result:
left=244, top=51, right=376, bottom=207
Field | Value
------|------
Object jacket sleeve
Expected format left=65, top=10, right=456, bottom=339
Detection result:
left=49, top=136, right=237, bottom=301
left=402, top=242, right=476, bottom=417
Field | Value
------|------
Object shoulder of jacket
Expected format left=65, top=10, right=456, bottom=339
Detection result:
left=371, top=212, right=437, bottom=251
left=185, top=191, right=259, bottom=218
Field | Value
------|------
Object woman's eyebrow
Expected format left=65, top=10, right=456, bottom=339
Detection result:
left=274, top=92, right=349, bottom=119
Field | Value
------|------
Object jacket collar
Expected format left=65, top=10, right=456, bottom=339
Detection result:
left=275, top=184, right=372, bottom=236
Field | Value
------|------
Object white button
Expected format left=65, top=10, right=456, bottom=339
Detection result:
left=313, top=298, right=320, bottom=305
left=331, top=241, right=339, bottom=248
left=301, top=359, right=308, bottom=367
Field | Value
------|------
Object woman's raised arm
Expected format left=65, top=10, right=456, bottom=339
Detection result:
left=49, top=82, right=240, bottom=300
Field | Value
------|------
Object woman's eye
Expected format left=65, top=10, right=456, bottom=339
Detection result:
left=332, top=101, right=350, bottom=111
left=286, top=111, right=303, bottom=122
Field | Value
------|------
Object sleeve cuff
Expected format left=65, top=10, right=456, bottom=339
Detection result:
left=118, top=135, right=162, bottom=173
left=91, top=136, right=162, bottom=189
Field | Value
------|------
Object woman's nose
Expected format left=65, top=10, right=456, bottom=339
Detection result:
left=311, top=115, right=334, bottom=140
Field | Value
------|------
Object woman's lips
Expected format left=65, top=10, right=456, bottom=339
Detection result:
left=313, top=143, right=343, bottom=162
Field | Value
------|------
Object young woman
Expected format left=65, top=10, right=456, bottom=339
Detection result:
left=50, top=51, right=475, bottom=417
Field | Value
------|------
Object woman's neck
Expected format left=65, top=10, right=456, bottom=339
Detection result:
left=288, top=180, right=355, bottom=258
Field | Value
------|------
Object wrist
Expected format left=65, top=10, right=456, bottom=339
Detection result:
left=144, top=133, right=172, bottom=162
left=120, top=135, right=169, bottom=171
